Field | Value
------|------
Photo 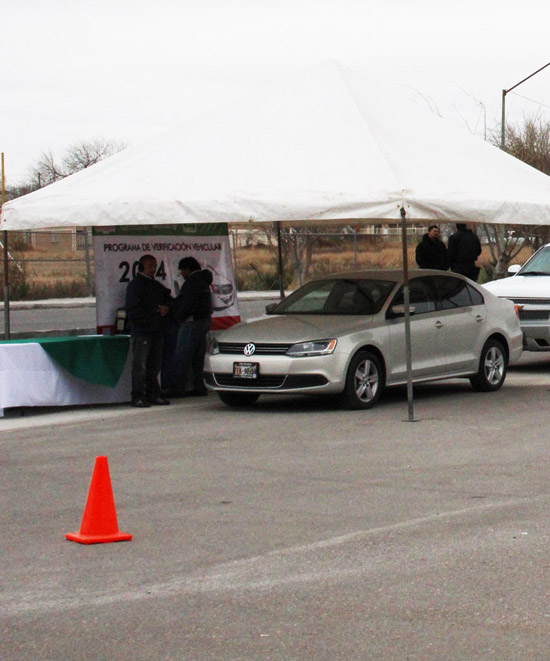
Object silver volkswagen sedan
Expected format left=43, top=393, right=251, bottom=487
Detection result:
left=204, top=270, right=523, bottom=409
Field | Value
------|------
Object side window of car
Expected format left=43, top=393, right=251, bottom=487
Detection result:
left=391, top=277, right=437, bottom=315
left=435, top=276, right=472, bottom=309
left=467, top=284, right=484, bottom=306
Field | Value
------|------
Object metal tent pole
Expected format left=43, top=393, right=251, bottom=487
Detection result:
left=276, top=221, right=285, bottom=300
left=1, top=153, right=9, bottom=340
left=400, top=206, right=417, bottom=422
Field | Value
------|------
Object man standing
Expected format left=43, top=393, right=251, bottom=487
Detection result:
left=415, top=225, right=449, bottom=270
left=448, top=223, right=482, bottom=281
left=125, top=254, right=172, bottom=407
left=172, top=256, right=213, bottom=397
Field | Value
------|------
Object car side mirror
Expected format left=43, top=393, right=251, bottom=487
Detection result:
left=389, top=304, right=416, bottom=317
left=265, top=302, right=278, bottom=314
left=508, top=264, right=521, bottom=274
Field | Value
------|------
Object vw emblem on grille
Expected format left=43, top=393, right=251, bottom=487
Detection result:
left=244, top=343, right=256, bottom=356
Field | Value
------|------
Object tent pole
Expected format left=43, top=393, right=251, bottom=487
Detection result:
left=1, top=231, right=9, bottom=340
left=1, top=153, right=9, bottom=340
left=400, top=207, right=417, bottom=422
left=276, top=221, right=285, bottom=300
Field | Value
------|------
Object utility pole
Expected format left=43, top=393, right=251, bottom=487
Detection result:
left=501, top=62, right=550, bottom=150
left=497, top=63, right=550, bottom=277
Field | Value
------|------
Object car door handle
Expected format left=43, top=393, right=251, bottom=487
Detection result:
left=475, top=315, right=484, bottom=323
left=435, top=321, right=444, bottom=329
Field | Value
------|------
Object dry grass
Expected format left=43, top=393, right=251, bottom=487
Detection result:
left=2, top=238, right=93, bottom=300
left=235, top=240, right=533, bottom=290
left=2, top=233, right=539, bottom=299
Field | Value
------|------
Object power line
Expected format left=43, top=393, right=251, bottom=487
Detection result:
left=509, top=90, right=550, bottom=111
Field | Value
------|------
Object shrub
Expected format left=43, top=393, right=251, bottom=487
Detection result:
left=0, top=261, right=30, bottom=300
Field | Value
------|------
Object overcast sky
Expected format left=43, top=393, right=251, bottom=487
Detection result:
left=3, top=0, right=549, bottom=185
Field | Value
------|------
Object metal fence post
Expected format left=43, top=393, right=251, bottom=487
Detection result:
left=84, top=228, right=93, bottom=297
left=231, top=229, right=238, bottom=291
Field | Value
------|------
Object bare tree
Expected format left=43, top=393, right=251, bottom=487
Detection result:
left=251, top=225, right=323, bottom=287
left=279, top=227, right=324, bottom=286
left=504, top=116, right=550, bottom=175
left=482, top=226, right=525, bottom=279
left=3, top=183, right=35, bottom=201
left=28, top=137, right=126, bottom=187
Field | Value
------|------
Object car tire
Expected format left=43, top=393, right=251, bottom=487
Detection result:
left=469, top=339, right=507, bottom=392
left=339, top=350, right=384, bottom=410
left=217, top=391, right=260, bottom=407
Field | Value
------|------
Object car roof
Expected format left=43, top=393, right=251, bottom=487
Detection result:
left=316, top=269, right=467, bottom=282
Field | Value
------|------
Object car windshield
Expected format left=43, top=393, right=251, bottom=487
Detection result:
left=519, top=246, right=550, bottom=276
left=269, top=278, right=397, bottom=315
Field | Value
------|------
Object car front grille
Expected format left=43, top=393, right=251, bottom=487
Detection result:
left=519, top=310, right=550, bottom=321
left=206, top=372, right=328, bottom=389
left=214, top=374, right=286, bottom=388
left=218, top=342, right=293, bottom=355
left=511, top=298, right=550, bottom=305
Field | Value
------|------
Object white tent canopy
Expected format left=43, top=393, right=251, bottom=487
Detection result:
left=3, top=60, right=550, bottom=230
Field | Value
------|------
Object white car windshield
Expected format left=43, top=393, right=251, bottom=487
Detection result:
left=269, top=278, right=397, bottom=315
left=519, top=246, right=550, bottom=276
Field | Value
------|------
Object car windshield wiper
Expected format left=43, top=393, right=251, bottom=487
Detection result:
left=520, top=271, right=550, bottom=276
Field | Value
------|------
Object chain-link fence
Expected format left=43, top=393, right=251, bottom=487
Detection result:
left=1, top=225, right=436, bottom=301
left=1, top=229, right=94, bottom=300
left=229, top=225, right=435, bottom=290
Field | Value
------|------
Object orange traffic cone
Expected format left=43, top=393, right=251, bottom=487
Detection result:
left=66, top=456, right=132, bottom=544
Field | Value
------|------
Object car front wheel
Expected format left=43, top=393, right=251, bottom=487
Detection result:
left=217, top=391, right=260, bottom=407
left=470, top=339, right=507, bottom=392
left=339, top=350, right=384, bottom=410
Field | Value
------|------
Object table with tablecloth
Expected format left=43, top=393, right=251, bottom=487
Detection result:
left=0, top=335, right=131, bottom=415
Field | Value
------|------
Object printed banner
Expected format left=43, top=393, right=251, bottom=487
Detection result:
left=93, top=223, right=241, bottom=333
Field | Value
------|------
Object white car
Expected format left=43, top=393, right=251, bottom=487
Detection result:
left=205, top=269, right=523, bottom=409
left=483, top=243, right=550, bottom=351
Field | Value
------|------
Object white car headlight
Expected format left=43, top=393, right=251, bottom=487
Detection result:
left=208, top=336, right=220, bottom=355
left=286, top=339, right=337, bottom=357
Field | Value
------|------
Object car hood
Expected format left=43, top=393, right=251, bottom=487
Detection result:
left=483, top=275, right=550, bottom=298
left=217, top=314, right=375, bottom=342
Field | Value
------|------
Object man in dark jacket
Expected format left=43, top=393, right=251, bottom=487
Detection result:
left=415, top=225, right=449, bottom=270
left=448, top=223, right=482, bottom=281
left=125, top=254, right=172, bottom=407
left=172, top=256, right=213, bottom=396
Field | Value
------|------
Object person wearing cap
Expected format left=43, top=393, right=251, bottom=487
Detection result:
left=448, top=223, right=482, bottom=281
left=415, top=225, right=449, bottom=270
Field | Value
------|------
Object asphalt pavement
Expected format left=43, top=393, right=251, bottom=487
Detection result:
left=2, top=351, right=550, bottom=659
left=0, top=293, right=279, bottom=338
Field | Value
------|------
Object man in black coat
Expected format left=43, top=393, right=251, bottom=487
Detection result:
left=171, top=256, right=213, bottom=396
left=415, top=225, right=449, bottom=270
left=125, top=254, right=172, bottom=407
left=448, top=223, right=482, bottom=281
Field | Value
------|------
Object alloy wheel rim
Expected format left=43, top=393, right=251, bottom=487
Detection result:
left=355, top=359, right=379, bottom=402
left=484, top=347, right=504, bottom=385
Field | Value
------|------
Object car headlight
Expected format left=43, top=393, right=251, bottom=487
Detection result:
left=286, top=339, right=337, bottom=357
left=208, top=336, right=220, bottom=355
left=211, top=283, right=233, bottom=295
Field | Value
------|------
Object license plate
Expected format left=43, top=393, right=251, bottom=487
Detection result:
left=233, top=362, right=259, bottom=379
